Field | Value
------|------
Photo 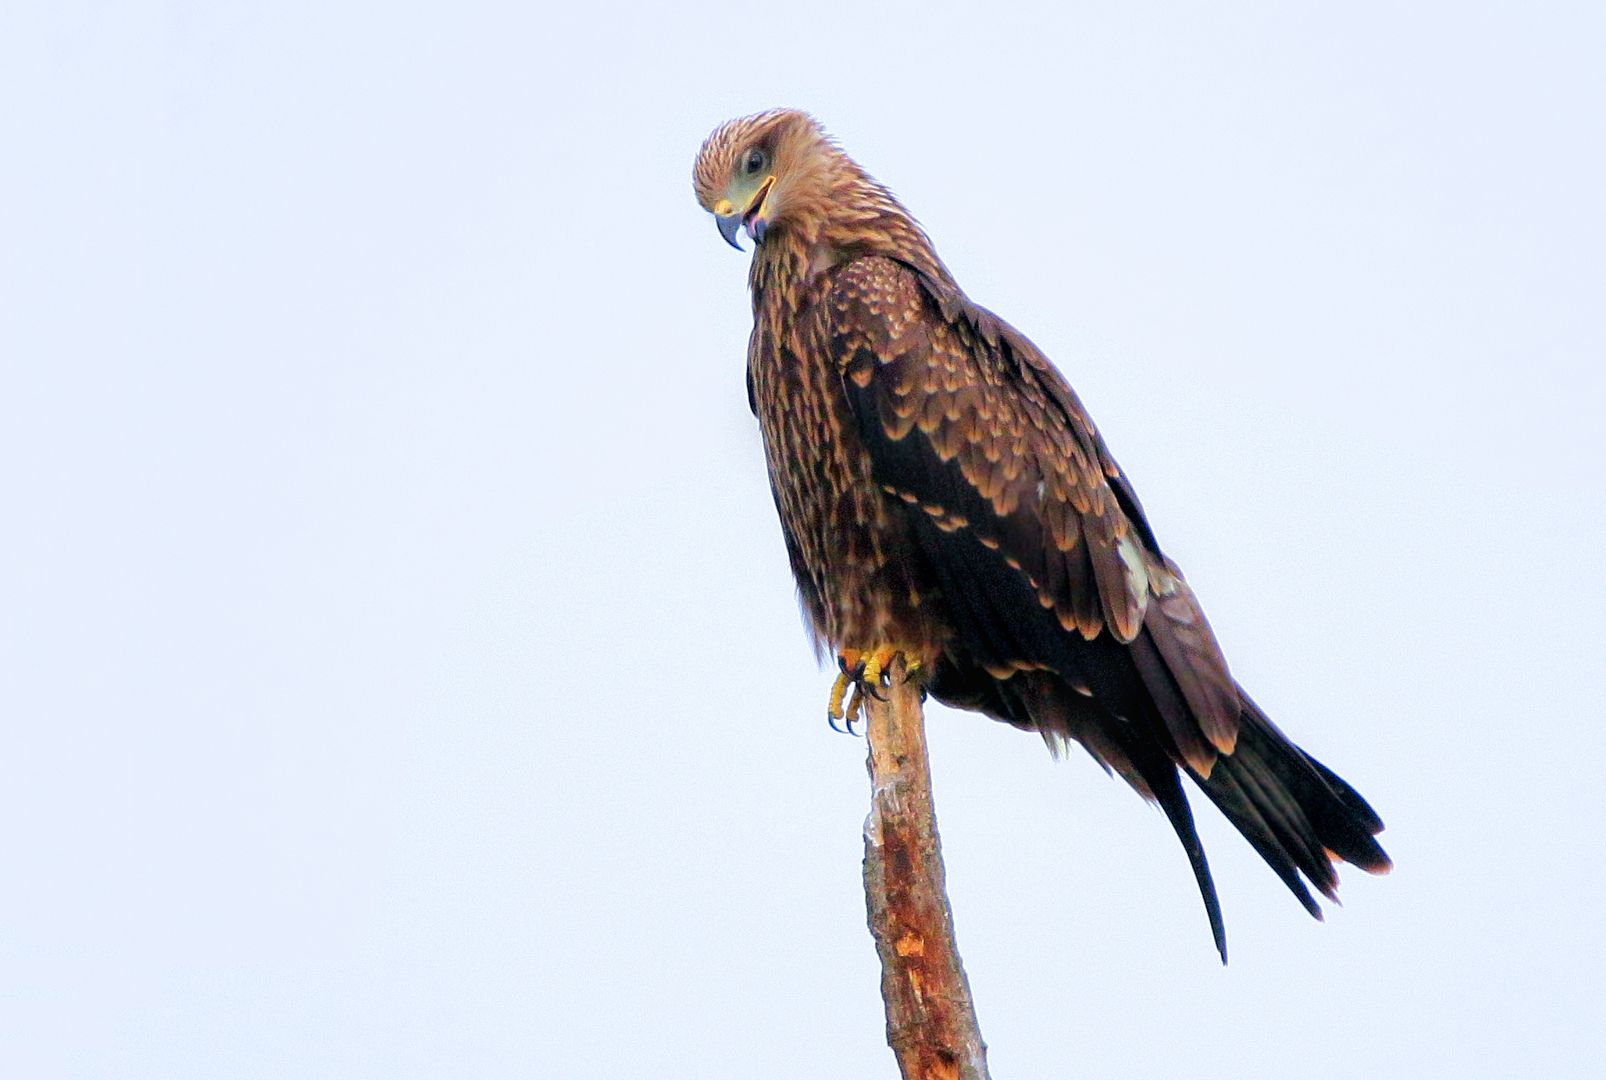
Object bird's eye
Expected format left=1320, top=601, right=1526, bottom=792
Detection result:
left=743, top=148, right=767, bottom=175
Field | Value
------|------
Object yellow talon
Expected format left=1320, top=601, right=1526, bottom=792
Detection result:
left=845, top=682, right=866, bottom=724
left=861, top=650, right=888, bottom=687
left=827, top=646, right=921, bottom=732
left=861, top=645, right=911, bottom=687
left=827, top=669, right=854, bottom=723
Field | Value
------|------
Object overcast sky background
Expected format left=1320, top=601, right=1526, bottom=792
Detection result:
left=2, top=2, right=1603, bottom=1077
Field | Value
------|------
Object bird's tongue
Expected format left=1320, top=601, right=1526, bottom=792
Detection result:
left=744, top=177, right=775, bottom=242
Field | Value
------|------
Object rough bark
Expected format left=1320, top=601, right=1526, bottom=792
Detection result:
left=862, top=658, right=991, bottom=1080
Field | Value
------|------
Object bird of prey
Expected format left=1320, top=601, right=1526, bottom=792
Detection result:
left=693, top=109, right=1389, bottom=961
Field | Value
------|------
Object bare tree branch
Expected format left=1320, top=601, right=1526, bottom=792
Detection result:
left=862, top=657, right=991, bottom=1080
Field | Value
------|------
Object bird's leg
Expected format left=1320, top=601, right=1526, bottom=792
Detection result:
left=828, top=646, right=923, bottom=734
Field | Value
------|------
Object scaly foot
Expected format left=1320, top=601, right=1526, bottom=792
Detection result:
left=827, top=646, right=922, bottom=734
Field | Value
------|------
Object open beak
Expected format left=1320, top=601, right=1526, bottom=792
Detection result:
left=713, top=176, right=776, bottom=251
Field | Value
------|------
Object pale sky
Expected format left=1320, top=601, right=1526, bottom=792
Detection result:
left=2, top=2, right=1602, bottom=1077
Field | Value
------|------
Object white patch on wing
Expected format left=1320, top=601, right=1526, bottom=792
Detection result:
left=1117, top=531, right=1151, bottom=620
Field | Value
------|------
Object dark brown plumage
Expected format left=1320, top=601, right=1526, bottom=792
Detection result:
left=694, top=109, right=1389, bottom=961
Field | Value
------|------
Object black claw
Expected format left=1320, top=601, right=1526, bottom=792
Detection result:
left=827, top=712, right=847, bottom=734
left=862, top=681, right=887, bottom=703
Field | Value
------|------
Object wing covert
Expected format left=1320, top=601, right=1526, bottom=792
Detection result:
left=828, top=255, right=1241, bottom=768
left=829, top=256, right=1145, bottom=646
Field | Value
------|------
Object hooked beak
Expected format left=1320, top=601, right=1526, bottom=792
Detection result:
left=712, top=176, right=776, bottom=252
left=715, top=204, right=745, bottom=250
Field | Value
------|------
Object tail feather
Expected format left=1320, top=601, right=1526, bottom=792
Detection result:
left=1108, top=715, right=1229, bottom=963
left=1190, top=690, right=1391, bottom=915
left=1307, top=754, right=1385, bottom=836
left=1202, top=761, right=1326, bottom=917
left=925, top=652, right=1389, bottom=960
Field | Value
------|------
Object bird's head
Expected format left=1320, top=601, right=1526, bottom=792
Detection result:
left=692, top=109, right=840, bottom=251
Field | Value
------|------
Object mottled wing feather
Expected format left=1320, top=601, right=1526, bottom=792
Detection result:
left=830, top=257, right=1142, bottom=643
left=997, top=319, right=1242, bottom=756
left=829, top=256, right=1239, bottom=768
